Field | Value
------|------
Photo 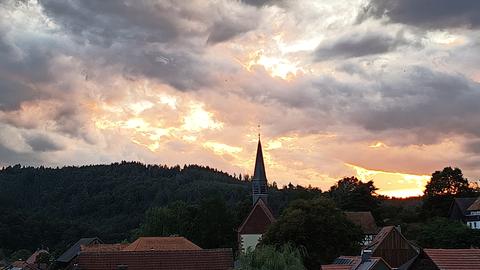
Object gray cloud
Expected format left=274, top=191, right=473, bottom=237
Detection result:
left=39, top=0, right=187, bottom=46
left=25, top=134, right=64, bottom=152
left=464, top=140, right=480, bottom=154
left=0, top=76, right=39, bottom=110
left=350, top=67, right=480, bottom=140
left=37, top=0, right=259, bottom=91
left=241, top=0, right=278, bottom=7
left=315, top=31, right=410, bottom=60
left=360, top=0, right=480, bottom=29
left=207, top=19, right=255, bottom=45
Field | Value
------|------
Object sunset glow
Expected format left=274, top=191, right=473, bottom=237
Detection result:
left=1, top=0, right=480, bottom=198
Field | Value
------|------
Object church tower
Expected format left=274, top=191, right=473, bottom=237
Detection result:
left=252, top=138, right=268, bottom=205
left=237, top=137, right=275, bottom=253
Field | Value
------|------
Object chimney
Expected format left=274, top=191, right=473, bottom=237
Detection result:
left=361, top=249, right=372, bottom=263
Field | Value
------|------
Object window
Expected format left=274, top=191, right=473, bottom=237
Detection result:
left=117, top=265, right=128, bottom=270
left=469, top=211, right=480, bottom=216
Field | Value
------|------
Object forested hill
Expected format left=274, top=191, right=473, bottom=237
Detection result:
left=0, top=162, right=321, bottom=256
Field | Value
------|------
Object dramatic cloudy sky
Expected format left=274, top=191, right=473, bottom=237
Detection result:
left=1, top=0, right=480, bottom=197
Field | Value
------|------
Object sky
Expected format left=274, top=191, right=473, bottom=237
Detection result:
left=1, top=0, right=480, bottom=197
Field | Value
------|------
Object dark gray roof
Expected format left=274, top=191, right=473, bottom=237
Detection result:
left=454, top=197, right=477, bottom=215
left=56, top=237, right=101, bottom=263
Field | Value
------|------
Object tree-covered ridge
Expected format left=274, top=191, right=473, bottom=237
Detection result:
left=0, top=162, right=321, bottom=257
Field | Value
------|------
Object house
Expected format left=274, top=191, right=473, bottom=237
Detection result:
left=5, top=250, right=49, bottom=270
left=410, top=248, right=480, bottom=270
left=344, top=212, right=379, bottom=246
left=449, top=197, right=480, bottom=229
left=362, top=226, right=419, bottom=269
left=237, top=138, right=275, bottom=253
left=75, top=236, right=233, bottom=270
left=56, top=237, right=102, bottom=269
left=322, top=250, right=392, bottom=270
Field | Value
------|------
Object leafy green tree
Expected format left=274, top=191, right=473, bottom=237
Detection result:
left=329, top=177, right=379, bottom=211
left=423, top=167, right=475, bottom=217
left=137, top=196, right=234, bottom=249
left=261, top=197, right=363, bottom=270
left=237, top=244, right=305, bottom=270
left=194, top=195, right=235, bottom=248
left=138, top=201, right=197, bottom=238
left=414, top=218, right=480, bottom=248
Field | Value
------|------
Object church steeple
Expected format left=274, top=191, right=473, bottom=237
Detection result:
left=252, top=137, right=268, bottom=205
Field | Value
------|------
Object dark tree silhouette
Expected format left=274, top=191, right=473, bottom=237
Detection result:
left=261, top=197, right=362, bottom=270
left=329, top=176, right=380, bottom=211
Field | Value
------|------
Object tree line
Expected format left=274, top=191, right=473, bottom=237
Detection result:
left=1, top=163, right=479, bottom=269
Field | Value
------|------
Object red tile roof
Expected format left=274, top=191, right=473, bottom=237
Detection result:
left=78, top=249, right=233, bottom=270
left=81, top=244, right=129, bottom=252
left=122, top=237, right=202, bottom=251
left=238, top=199, right=275, bottom=234
left=344, top=212, right=378, bottom=235
left=424, top=249, right=480, bottom=270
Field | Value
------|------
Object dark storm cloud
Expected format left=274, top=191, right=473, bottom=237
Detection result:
left=37, top=0, right=259, bottom=90
left=350, top=67, right=480, bottom=139
left=315, top=31, right=409, bottom=60
left=241, top=0, right=278, bottom=7
left=25, top=134, right=64, bottom=152
left=0, top=77, right=39, bottom=110
left=39, top=0, right=187, bottom=46
left=360, top=0, right=480, bottom=29
left=207, top=19, right=255, bottom=45
left=0, top=25, right=54, bottom=111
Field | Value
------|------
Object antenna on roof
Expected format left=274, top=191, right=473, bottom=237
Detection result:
left=257, top=124, right=261, bottom=140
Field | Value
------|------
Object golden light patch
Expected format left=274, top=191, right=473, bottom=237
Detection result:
left=243, top=50, right=303, bottom=80
left=369, top=141, right=388, bottom=148
left=182, top=103, right=223, bottom=132
left=346, top=163, right=430, bottom=198
left=266, top=140, right=282, bottom=150
left=203, top=141, right=242, bottom=155
left=127, top=101, right=154, bottom=115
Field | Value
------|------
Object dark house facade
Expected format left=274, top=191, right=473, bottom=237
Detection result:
left=449, top=197, right=480, bottom=229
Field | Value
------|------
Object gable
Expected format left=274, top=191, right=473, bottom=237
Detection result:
left=467, top=197, right=480, bottom=211
left=368, top=227, right=419, bottom=268
left=238, top=199, right=275, bottom=235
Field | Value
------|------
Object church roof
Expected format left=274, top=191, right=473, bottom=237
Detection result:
left=238, top=199, right=275, bottom=234
left=253, top=139, right=267, bottom=182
